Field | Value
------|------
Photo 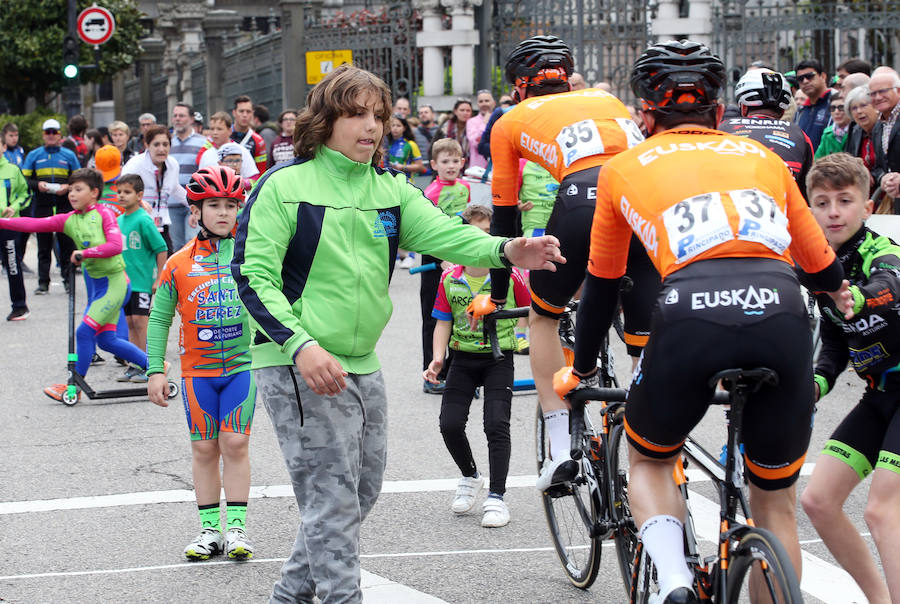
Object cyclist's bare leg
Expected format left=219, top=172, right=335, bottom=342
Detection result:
left=748, top=483, right=801, bottom=603
left=864, top=467, right=900, bottom=603
left=627, top=446, right=687, bottom=528
left=219, top=431, right=251, bottom=502
left=191, top=438, right=222, bottom=505
left=802, top=455, right=890, bottom=603
left=529, top=308, right=566, bottom=413
left=628, top=445, right=693, bottom=596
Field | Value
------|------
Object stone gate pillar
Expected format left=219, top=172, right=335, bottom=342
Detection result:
left=203, top=10, right=241, bottom=115
left=443, top=0, right=482, bottom=97
left=280, top=0, right=324, bottom=109
left=414, top=0, right=444, bottom=99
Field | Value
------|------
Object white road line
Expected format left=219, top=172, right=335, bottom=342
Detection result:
left=0, top=466, right=816, bottom=515
left=0, top=562, right=447, bottom=604
left=0, top=464, right=864, bottom=604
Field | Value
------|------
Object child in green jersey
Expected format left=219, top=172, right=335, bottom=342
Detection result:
left=115, top=174, right=168, bottom=382
left=424, top=204, right=531, bottom=528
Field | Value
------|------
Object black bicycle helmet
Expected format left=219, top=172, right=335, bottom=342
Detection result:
left=504, top=35, right=574, bottom=88
left=630, top=39, right=726, bottom=111
left=734, top=69, right=792, bottom=111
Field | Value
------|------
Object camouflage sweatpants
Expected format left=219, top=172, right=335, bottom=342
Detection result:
left=255, top=365, right=388, bottom=604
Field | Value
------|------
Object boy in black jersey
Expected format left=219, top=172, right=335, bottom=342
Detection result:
left=800, top=152, right=900, bottom=604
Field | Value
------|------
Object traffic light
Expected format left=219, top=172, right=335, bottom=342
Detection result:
left=63, top=35, right=79, bottom=79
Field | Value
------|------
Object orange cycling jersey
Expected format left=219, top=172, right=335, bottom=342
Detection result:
left=490, top=89, right=643, bottom=207
left=588, top=127, right=836, bottom=280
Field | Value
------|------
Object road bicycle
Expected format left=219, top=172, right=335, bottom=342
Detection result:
left=629, top=367, right=803, bottom=603
left=483, top=302, right=633, bottom=592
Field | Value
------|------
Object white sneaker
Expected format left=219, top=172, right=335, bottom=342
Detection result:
left=225, top=527, right=254, bottom=560
left=398, top=255, right=416, bottom=269
left=184, top=528, right=224, bottom=560
left=450, top=475, right=484, bottom=513
left=535, top=455, right=578, bottom=492
left=481, top=497, right=510, bottom=528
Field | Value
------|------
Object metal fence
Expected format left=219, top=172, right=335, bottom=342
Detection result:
left=305, top=2, right=421, bottom=103
left=490, top=0, right=650, bottom=101
left=712, top=0, right=900, bottom=98
left=222, top=32, right=284, bottom=114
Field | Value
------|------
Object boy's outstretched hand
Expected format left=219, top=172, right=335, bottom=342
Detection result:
left=296, top=344, right=348, bottom=396
left=504, top=235, right=566, bottom=271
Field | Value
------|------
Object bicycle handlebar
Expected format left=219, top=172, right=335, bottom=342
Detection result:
left=482, top=306, right=532, bottom=360
left=565, top=387, right=730, bottom=460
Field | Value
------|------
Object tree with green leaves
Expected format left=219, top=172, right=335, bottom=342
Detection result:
left=0, top=0, right=145, bottom=114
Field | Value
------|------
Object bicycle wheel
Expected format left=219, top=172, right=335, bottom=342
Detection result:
left=535, top=402, right=603, bottom=589
left=630, top=540, right=660, bottom=603
left=609, top=421, right=638, bottom=596
left=724, top=527, right=803, bottom=603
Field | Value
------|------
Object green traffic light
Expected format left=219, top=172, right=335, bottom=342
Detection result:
left=64, top=64, right=78, bottom=78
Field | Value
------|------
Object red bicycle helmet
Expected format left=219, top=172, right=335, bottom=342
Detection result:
left=186, top=166, right=244, bottom=205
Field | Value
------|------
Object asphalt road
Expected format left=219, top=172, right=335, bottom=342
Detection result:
left=0, top=244, right=881, bottom=603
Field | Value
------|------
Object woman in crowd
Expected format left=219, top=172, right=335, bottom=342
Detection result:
left=845, top=86, right=880, bottom=192
left=121, top=125, right=186, bottom=252
left=433, top=98, right=473, bottom=168
left=108, top=121, right=134, bottom=165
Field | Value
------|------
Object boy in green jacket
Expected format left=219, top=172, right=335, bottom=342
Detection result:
left=232, top=64, right=564, bottom=603
left=0, top=136, right=30, bottom=320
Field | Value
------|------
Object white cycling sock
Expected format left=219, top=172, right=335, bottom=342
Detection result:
left=639, top=515, right=694, bottom=598
left=543, top=410, right=570, bottom=460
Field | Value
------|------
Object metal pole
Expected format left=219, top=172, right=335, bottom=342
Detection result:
left=65, top=0, right=82, bottom=118
left=475, top=0, right=493, bottom=94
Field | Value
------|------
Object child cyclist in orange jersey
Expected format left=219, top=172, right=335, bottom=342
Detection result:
left=146, top=166, right=256, bottom=561
left=0, top=168, right=149, bottom=402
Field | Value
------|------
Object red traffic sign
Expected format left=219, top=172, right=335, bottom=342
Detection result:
left=77, top=5, right=115, bottom=46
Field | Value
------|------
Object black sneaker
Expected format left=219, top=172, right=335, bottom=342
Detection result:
left=34, top=284, right=49, bottom=295
left=91, top=353, right=106, bottom=366
left=114, top=355, right=128, bottom=367
left=6, top=307, right=29, bottom=321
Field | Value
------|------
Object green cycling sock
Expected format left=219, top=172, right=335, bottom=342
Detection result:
left=198, top=503, right=220, bottom=531
left=226, top=501, right=248, bottom=531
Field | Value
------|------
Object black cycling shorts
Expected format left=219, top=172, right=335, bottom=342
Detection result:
left=124, top=290, right=152, bottom=317
left=625, top=258, right=814, bottom=491
left=822, top=386, right=900, bottom=479
left=530, top=166, right=601, bottom=317
left=621, top=236, right=662, bottom=356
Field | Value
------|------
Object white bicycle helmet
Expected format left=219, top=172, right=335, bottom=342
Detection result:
left=734, top=69, right=792, bottom=111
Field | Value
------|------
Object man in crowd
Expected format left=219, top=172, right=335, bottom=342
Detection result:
left=168, top=102, right=206, bottom=250
left=794, top=59, right=834, bottom=151
left=230, top=95, right=267, bottom=175
left=870, top=69, right=900, bottom=198
left=2, top=123, right=24, bottom=167
left=21, top=119, right=80, bottom=294
left=127, top=113, right=156, bottom=157
left=66, top=114, right=89, bottom=167
left=393, top=97, right=411, bottom=118
left=414, top=104, right=440, bottom=170
left=253, top=104, right=278, bottom=151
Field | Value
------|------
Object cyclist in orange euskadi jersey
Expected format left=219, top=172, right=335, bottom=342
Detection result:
left=480, top=35, right=659, bottom=493
left=556, top=40, right=854, bottom=604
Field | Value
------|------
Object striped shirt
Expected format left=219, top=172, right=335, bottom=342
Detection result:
left=169, top=132, right=207, bottom=191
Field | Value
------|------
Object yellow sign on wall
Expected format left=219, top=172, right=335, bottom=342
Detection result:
left=305, top=50, right=354, bottom=84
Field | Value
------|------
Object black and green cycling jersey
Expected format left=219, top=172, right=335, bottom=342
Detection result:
left=804, top=226, right=900, bottom=395
left=232, top=144, right=509, bottom=374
